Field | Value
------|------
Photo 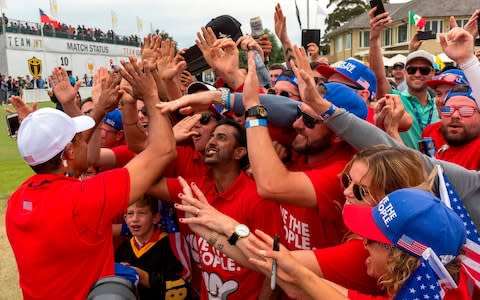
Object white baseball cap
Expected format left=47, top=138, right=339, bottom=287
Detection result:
left=17, top=108, right=95, bottom=166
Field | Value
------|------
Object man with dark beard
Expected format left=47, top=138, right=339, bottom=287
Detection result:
left=243, top=81, right=368, bottom=251
left=434, top=85, right=480, bottom=170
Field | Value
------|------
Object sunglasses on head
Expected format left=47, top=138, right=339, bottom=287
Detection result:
left=267, top=88, right=300, bottom=98
left=296, top=105, right=320, bottom=129
left=199, top=113, right=216, bottom=125
left=440, top=105, right=479, bottom=118
left=365, top=239, right=395, bottom=251
left=406, top=66, right=432, bottom=76
left=341, top=173, right=370, bottom=201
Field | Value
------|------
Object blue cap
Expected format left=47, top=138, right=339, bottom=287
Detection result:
left=104, top=109, right=123, bottom=131
left=323, top=82, right=368, bottom=120
left=317, top=58, right=377, bottom=101
left=427, top=69, right=469, bottom=90
left=444, top=85, right=477, bottom=104
left=343, top=188, right=466, bottom=258
left=276, top=75, right=299, bottom=87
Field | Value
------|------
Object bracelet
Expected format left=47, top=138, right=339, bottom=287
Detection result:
left=458, top=56, right=478, bottom=71
left=245, top=119, right=268, bottom=128
left=318, top=104, right=337, bottom=121
left=207, top=231, right=219, bottom=247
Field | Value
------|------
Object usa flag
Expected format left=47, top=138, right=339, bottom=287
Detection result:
left=437, top=166, right=480, bottom=289
left=159, top=200, right=192, bottom=281
left=395, top=248, right=457, bottom=300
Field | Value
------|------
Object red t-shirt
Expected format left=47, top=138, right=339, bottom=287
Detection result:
left=315, top=239, right=382, bottom=295
left=422, top=122, right=480, bottom=170
left=164, top=145, right=210, bottom=178
left=280, top=142, right=353, bottom=250
left=167, top=172, right=282, bottom=300
left=112, top=145, right=136, bottom=168
left=6, top=169, right=130, bottom=300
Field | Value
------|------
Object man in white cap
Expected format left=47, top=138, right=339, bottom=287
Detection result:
left=5, top=60, right=177, bottom=300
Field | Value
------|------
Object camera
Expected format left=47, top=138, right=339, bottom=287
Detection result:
left=6, top=113, right=20, bottom=138
left=417, top=31, right=437, bottom=40
left=369, top=0, right=386, bottom=17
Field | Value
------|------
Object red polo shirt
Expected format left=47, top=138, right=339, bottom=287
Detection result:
left=6, top=168, right=130, bottom=300
left=280, top=142, right=353, bottom=250
left=165, top=145, right=210, bottom=178
left=167, top=171, right=282, bottom=300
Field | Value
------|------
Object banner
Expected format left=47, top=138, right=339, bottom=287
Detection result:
left=136, top=16, right=143, bottom=33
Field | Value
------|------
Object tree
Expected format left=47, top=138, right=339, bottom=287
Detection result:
left=324, top=0, right=369, bottom=35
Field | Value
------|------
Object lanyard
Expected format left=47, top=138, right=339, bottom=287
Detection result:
left=411, top=101, right=433, bottom=132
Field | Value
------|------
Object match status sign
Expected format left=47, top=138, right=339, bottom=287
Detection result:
left=1, top=33, right=140, bottom=78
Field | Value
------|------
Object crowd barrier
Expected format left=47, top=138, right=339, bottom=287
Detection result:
left=21, top=87, right=92, bottom=103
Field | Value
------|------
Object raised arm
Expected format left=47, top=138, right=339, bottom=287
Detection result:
left=274, top=3, right=294, bottom=69
left=120, top=57, right=177, bottom=205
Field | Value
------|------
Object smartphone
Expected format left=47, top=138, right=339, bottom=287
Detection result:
left=417, top=31, right=437, bottom=40
left=369, top=0, right=386, bottom=17
left=6, top=113, right=20, bottom=138
left=250, top=16, right=264, bottom=38
left=301, top=29, right=321, bottom=49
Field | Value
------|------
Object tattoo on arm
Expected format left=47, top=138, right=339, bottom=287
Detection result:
left=215, top=243, right=224, bottom=251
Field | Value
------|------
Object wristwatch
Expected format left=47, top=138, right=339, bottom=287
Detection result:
left=227, top=224, right=250, bottom=245
left=245, top=105, right=268, bottom=119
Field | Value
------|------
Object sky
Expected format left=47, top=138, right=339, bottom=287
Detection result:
left=1, top=0, right=408, bottom=49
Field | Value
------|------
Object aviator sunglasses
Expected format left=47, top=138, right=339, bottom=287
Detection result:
left=406, top=66, right=432, bottom=76
left=341, top=173, right=370, bottom=201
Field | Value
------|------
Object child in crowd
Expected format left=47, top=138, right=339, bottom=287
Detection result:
left=115, top=196, right=188, bottom=300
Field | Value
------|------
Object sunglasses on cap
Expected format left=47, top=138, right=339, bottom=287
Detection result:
left=364, top=239, right=394, bottom=251
left=199, top=113, right=217, bottom=125
left=440, top=105, right=479, bottom=118
left=267, top=88, right=300, bottom=99
left=341, top=173, right=371, bottom=201
left=406, top=66, right=432, bottom=76
left=296, top=105, right=321, bottom=129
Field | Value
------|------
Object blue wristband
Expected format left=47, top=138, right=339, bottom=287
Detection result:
left=226, top=90, right=231, bottom=110
left=245, top=119, right=268, bottom=128
left=318, top=104, right=337, bottom=121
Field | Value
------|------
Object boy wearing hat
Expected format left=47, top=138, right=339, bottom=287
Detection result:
left=391, top=62, right=406, bottom=92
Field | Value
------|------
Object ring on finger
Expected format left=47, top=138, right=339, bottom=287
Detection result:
left=194, top=208, right=200, bottom=217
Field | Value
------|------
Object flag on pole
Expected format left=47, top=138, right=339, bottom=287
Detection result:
left=294, top=0, right=302, bottom=30
left=437, top=166, right=480, bottom=291
left=39, top=8, right=59, bottom=28
left=409, top=10, right=426, bottom=28
left=49, top=0, right=58, bottom=17
left=136, top=16, right=143, bottom=33
left=111, top=10, right=118, bottom=29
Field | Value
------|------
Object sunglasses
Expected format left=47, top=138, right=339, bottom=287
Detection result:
left=365, top=239, right=395, bottom=251
left=406, top=66, right=432, bottom=76
left=440, top=105, right=479, bottom=118
left=138, top=106, right=148, bottom=116
left=199, top=113, right=216, bottom=125
left=267, top=88, right=300, bottom=98
left=296, top=105, right=320, bottom=129
left=341, top=173, right=370, bottom=201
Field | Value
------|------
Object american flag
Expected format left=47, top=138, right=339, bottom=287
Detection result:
left=437, top=166, right=480, bottom=290
left=398, top=234, right=429, bottom=257
left=159, top=200, right=192, bottom=281
left=395, top=248, right=457, bottom=300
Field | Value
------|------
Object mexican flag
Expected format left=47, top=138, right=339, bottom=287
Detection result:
left=409, top=10, right=426, bottom=28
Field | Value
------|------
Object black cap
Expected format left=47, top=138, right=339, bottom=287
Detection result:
left=393, top=62, right=405, bottom=68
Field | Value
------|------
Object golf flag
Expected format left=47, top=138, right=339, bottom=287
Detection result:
left=111, top=10, right=118, bottom=29
left=39, top=8, right=59, bottom=28
left=409, top=10, right=426, bottom=28
left=136, top=16, right=143, bottom=33
left=49, top=0, right=58, bottom=17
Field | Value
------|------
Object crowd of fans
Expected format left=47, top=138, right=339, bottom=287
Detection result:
left=3, top=3, right=480, bottom=300
left=0, top=13, right=140, bottom=46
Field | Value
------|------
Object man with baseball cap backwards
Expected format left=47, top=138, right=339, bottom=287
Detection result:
left=5, top=60, right=177, bottom=300
left=250, top=188, right=470, bottom=299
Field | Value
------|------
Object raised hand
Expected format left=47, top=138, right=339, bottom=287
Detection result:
left=172, top=114, right=201, bottom=143
left=141, top=35, right=161, bottom=63
left=369, top=8, right=392, bottom=41
left=440, top=22, right=475, bottom=64
left=50, top=67, right=82, bottom=106
left=274, top=3, right=289, bottom=43
left=5, top=96, right=37, bottom=121
left=462, top=9, right=479, bottom=38
left=257, top=34, right=272, bottom=60
left=97, top=71, right=122, bottom=112
left=119, top=57, right=158, bottom=101
left=237, top=35, right=264, bottom=59
left=91, top=67, right=109, bottom=104
left=156, top=90, right=220, bottom=115
left=243, top=51, right=261, bottom=109
left=156, top=39, right=186, bottom=81
left=292, top=45, right=313, bottom=76
left=291, top=45, right=319, bottom=102
left=409, top=31, right=424, bottom=52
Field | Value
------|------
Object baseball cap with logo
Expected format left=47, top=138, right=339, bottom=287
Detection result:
left=316, top=58, right=377, bottom=101
left=444, top=85, right=477, bottom=104
left=103, top=109, right=123, bottom=131
left=323, top=82, right=368, bottom=120
left=343, top=188, right=466, bottom=258
left=426, top=69, right=469, bottom=90
left=17, top=108, right=95, bottom=166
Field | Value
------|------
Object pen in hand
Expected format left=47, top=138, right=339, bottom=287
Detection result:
left=270, top=234, right=280, bottom=290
